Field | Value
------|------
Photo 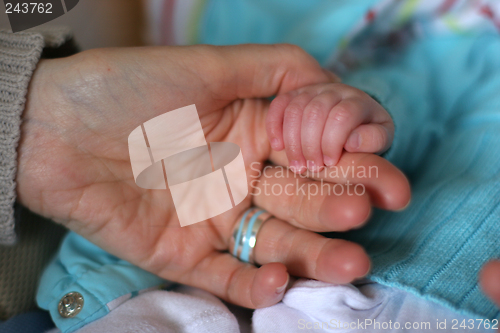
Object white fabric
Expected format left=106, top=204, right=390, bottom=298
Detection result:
left=48, top=280, right=494, bottom=333
left=65, top=286, right=239, bottom=333
left=253, top=279, right=493, bottom=333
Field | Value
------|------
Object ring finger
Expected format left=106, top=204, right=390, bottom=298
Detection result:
left=250, top=213, right=370, bottom=284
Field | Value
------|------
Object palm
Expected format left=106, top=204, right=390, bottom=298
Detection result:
left=17, top=46, right=274, bottom=281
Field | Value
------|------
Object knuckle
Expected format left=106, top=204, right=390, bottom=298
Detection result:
left=226, top=265, right=248, bottom=304
left=315, top=239, right=336, bottom=277
left=305, top=101, right=327, bottom=121
left=290, top=187, right=307, bottom=224
left=286, top=103, right=304, bottom=117
left=332, top=99, right=363, bottom=125
left=332, top=105, right=354, bottom=124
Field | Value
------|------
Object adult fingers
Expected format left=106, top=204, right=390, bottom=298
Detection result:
left=311, top=152, right=410, bottom=211
left=253, top=217, right=370, bottom=284
left=268, top=151, right=411, bottom=211
left=251, top=166, right=371, bottom=232
left=188, top=216, right=370, bottom=308
left=187, top=252, right=289, bottom=309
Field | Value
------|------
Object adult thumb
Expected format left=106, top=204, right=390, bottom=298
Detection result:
left=197, top=43, right=339, bottom=100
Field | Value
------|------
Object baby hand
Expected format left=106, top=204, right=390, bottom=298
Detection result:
left=266, top=83, right=394, bottom=173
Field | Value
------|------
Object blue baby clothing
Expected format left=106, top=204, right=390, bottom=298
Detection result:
left=38, top=0, right=500, bottom=331
left=198, top=0, right=500, bottom=320
left=36, top=232, right=170, bottom=333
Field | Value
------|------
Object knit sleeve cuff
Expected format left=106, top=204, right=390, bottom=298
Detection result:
left=0, top=27, right=72, bottom=245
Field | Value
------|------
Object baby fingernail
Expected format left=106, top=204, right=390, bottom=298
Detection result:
left=290, top=160, right=304, bottom=173
left=276, top=275, right=290, bottom=294
left=323, top=155, right=334, bottom=166
left=347, top=132, right=361, bottom=150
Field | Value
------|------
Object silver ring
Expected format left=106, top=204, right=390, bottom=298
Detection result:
left=229, top=207, right=273, bottom=264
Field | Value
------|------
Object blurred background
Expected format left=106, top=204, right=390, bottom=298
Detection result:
left=0, top=0, right=147, bottom=50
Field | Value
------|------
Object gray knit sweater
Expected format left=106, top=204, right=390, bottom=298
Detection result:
left=0, top=27, right=72, bottom=245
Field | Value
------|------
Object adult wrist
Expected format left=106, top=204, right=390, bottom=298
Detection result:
left=0, top=27, right=73, bottom=245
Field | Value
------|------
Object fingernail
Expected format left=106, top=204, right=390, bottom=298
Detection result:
left=290, top=160, right=305, bottom=174
left=276, top=275, right=290, bottom=294
left=347, top=132, right=361, bottom=150
left=323, top=155, right=334, bottom=166
left=270, top=138, right=280, bottom=150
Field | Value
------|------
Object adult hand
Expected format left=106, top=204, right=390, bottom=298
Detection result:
left=17, top=44, right=410, bottom=309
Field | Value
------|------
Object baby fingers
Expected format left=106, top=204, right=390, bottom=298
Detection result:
left=300, top=92, right=342, bottom=171
left=321, top=98, right=369, bottom=166
left=322, top=93, right=394, bottom=166
left=281, top=92, right=315, bottom=173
